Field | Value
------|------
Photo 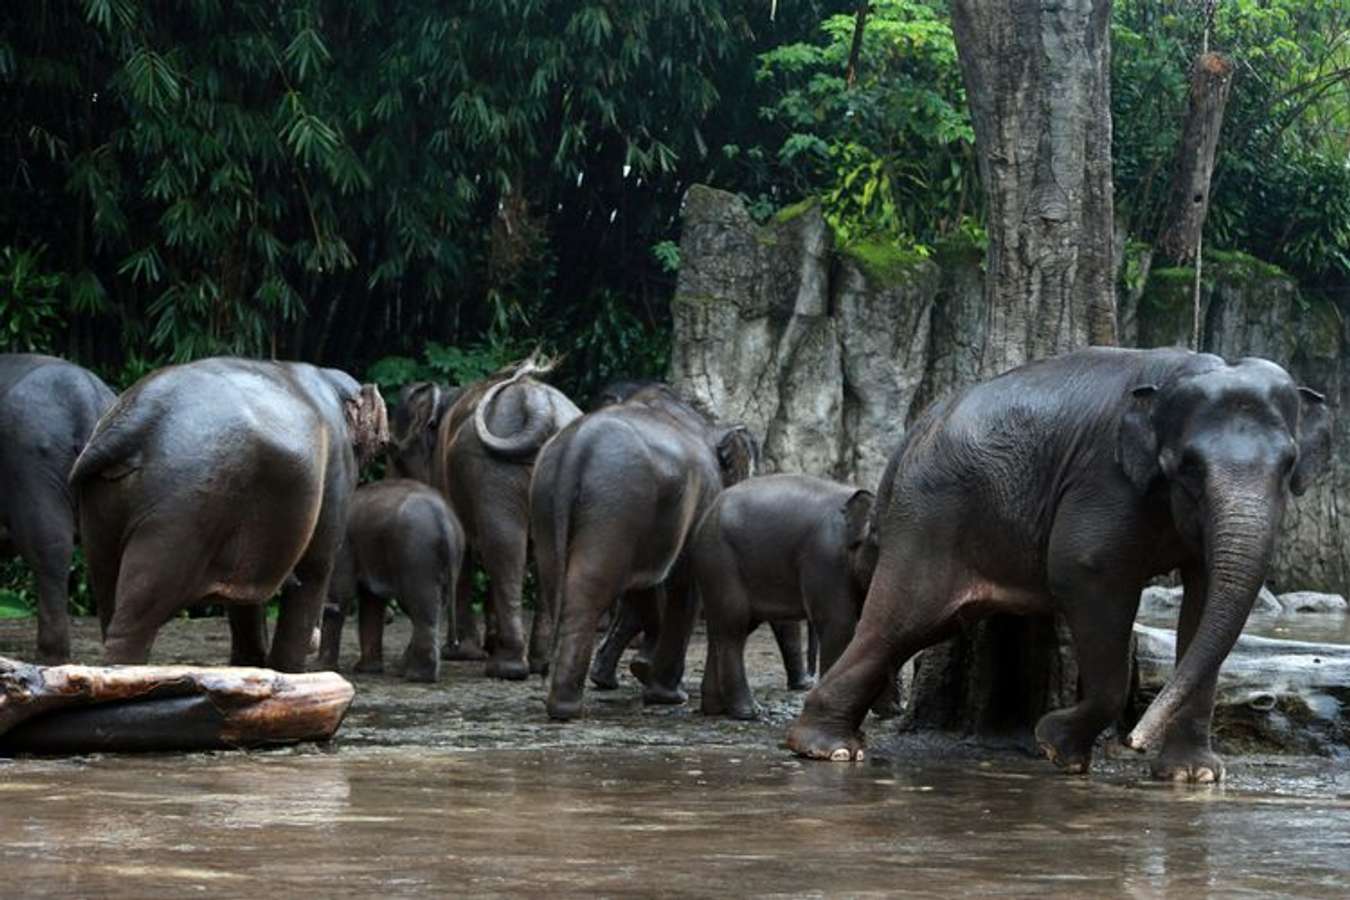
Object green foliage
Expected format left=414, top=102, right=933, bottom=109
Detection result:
left=1113, top=0, right=1350, bottom=284
left=756, top=1, right=977, bottom=249
left=0, top=245, right=65, bottom=352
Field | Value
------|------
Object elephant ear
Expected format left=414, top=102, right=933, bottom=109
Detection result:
left=394, top=382, right=445, bottom=449
left=715, top=425, right=759, bottom=487
left=841, top=489, right=874, bottom=550
left=345, top=383, right=390, bottom=465
left=1117, top=384, right=1161, bottom=492
left=1292, top=386, right=1331, bottom=496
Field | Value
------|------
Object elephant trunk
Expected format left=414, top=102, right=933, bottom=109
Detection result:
left=1125, top=481, right=1278, bottom=751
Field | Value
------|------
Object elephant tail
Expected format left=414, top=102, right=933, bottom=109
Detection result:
left=472, top=349, right=561, bottom=460
left=544, top=434, right=587, bottom=665
left=68, top=403, right=147, bottom=488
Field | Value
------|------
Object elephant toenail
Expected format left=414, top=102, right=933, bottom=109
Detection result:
left=830, top=748, right=851, bottom=762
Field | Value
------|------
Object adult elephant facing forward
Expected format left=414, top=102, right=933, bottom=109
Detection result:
left=531, top=384, right=758, bottom=720
left=399, top=354, right=580, bottom=679
left=787, top=348, right=1331, bottom=782
left=0, top=355, right=116, bottom=663
left=70, top=359, right=388, bottom=671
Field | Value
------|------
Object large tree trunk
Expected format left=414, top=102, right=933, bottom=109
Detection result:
left=1156, top=52, right=1235, bottom=265
left=904, top=0, right=1118, bottom=739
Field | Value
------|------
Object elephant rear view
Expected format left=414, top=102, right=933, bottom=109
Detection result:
left=0, top=354, right=116, bottom=663
left=529, top=383, right=758, bottom=720
left=69, top=358, right=388, bottom=671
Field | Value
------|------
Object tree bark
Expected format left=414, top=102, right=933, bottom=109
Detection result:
left=1156, top=52, right=1234, bottom=265
left=905, top=0, right=1118, bottom=740
left=844, top=4, right=871, bottom=89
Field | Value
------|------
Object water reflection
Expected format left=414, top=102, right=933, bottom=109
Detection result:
left=3, top=748, right=1348, bottom=896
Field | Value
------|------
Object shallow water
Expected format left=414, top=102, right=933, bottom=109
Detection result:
left=3, top=746, right=1350, bottom=897
left=3, top=617, right=1350, bottom=896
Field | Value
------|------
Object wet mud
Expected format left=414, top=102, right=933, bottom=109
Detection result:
left=2, top=617, right=1350, bottom=896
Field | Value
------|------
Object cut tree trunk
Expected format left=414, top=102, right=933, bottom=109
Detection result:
left=0, top=658, right=355, bottom=754
left=905, top=0, right=1118, bottom=741
left=1156, top=52, right=1235, bottom=265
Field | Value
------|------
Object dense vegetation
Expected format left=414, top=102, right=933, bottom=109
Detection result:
left=2, top=1, right=1348, bottom=612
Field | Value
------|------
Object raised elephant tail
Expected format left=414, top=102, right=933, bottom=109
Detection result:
left=473, top=350, right=562, bottom=460
left=68, top=403, right=146, bottom=488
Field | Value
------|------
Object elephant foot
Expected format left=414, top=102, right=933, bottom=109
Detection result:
left=354, top=657, right=385, bottom=675
left=589, top=666, right=619, bottom=691
left=37, top=644, right=71, bottom=667
left=628, top=656, right=652, bottom=686
left=787, top=674, right=815, bottom=692
left=529, top=655, right=549, bottom=677
left=546, top=695, right=583, bottom=721
left=314, top=653, right=340, bottom=673
left=785, top=718, right=865, bottom=762
left=642, top=683, right=689, bottom=706
left=485, top=657, right=530, bottom=681
left=441, top=640, right=488, bottom=662
left=401, top=654, right=440, bottom=684
left=231, top=650, right=267, bottom=668
left=1033, top=711, right=1094, bottom=775
left=1151, top=747, right=1225, bottom=784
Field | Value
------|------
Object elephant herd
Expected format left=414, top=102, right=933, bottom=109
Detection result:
left=0, top=345, right=1333, bottom=783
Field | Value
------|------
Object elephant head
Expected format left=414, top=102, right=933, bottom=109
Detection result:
left=1116, top=356, right=1332, bottom=751
left=714, top=425, right=759, bottom=487
left=841, top=489, right=878, bottom=597
left=345, top=383, right=390, bottom=465
left=390, top=382, right=458, bottom=483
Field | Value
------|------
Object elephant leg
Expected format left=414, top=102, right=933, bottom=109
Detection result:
left=627, top=589, right=663, bottom=685
left=442, top=561, right=486, bottom=661
left=643, top=563, right=696, bottom=706
left=227, top=605, right=269, bottom=667
left=1152, top=564, right=1224, bottom=783
left=590, top=595, right=644, bottom=690
left=546, top=560, right=624, bottom=720
left=712, top=624, right=756, bottom=720
left=1034, top=580, right=1141, bottom=775
left=317, top=599, right=344, bottom=671
left=355, top=590, right=386, bottom=674
left=479, top=521, right=530, bottom=680
left=102, top=533, right=207, bottom=665
left=772, top=621, right=813, bottom=691
left=399, top=584, right=441, bottom=683
left=526, top=560, right=552, bottom=676
left=269, top=553, right=334, bottom=674
left=12, top=504, right=76, bottom=664
left=787, top=547, right=965, bottom=762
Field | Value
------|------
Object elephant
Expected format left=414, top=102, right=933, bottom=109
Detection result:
left=692, top=474, right=877, bottom=719
left=69, top=358, right=388, bottom=671
left=530, top=382, right=759, bottom=720
left=317, top=478, right=464, bottom=682
left=580, top=379, right=817, bottom=693
left=786, top=347, right=1331, bottom=782
left=390, top=353, right=581, bottom=679
left=0, top=354, right=116, bottom=663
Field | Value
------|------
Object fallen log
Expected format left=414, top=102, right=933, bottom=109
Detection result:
left=1133, top=624, right=1350, bottom=752
left=0, top=657, right=354, bottom=754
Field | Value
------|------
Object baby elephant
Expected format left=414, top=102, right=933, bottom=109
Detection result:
left=694, top=474, right=877, bottom=719
left=318, top=479, right=464, bottom=682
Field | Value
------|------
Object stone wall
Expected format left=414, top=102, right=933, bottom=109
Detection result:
left=671, top=185, right=1349, bottom=596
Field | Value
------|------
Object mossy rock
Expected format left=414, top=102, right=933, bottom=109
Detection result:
left=1205, top=249, right=1288, bottom=281
left=930, top=232, right=985, bottom=269
left=771, top=198, right=818, bottom=225
left=1138, top=267, right=1198, bottom=348
left=1295, top=292, right=1344, bottom=359
left=839, top=239, right=929, bottom=286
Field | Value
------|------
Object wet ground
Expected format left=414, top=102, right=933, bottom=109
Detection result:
left=3, top=616, right=1350, bottom=896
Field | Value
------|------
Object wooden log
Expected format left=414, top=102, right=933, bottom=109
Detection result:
left=1156, top=52, right=1235, bottom=265
left=0, top=657, right=355, bottom=754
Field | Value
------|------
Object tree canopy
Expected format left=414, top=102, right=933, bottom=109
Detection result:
left=1, top=0, right=1347, bottom=397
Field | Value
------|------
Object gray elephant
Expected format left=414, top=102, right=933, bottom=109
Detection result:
left=787, top=348, right=1331, bottom=782
left=391, top=354, right=580, bottom=679
left=530, top=383, right=758, bottom=720
left=0, top=354, right=116, bottom=663
left=693, top=474, right=877, bottom=719
left=70, top=358, right=388, bottom=671
left=317, top=478, right=464, bottom=682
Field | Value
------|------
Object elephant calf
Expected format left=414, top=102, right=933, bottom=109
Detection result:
left=694, top=475, right=877, bottom=720
left=318, top=479, right=464, bottom=682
